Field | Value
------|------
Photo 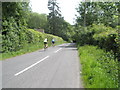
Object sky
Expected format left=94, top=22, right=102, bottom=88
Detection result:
left=30, top=0, right=81, bottom=25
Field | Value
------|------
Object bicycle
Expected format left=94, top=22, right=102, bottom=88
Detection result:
left=52, top=42, right=55, bottom=47
left=44, top=38, right=48, bottom=51
left=52, top=39, right=55, bottom=47
left=44, top=43, right=48, bottom=51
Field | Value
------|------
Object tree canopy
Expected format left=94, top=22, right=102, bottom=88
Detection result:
left=47, top=0, right=73, bottom=41
left=76, top=2, right=120, bottom=27
left=27, top=12, right=47, bottom=29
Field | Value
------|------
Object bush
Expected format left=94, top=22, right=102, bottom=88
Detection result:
left=92, top=25, right=117, bottom=48
left=73, top=26, right=95, bottom=46
left=91, top=24, right=119, bottom=59
left=115, top=26, right=120, bottom=61
left=74, top=24, right=119, bottom=60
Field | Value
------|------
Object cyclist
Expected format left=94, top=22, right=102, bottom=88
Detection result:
left=44, top=38, right=48, bottom=50
left=52, top=38, right=55, bottom=47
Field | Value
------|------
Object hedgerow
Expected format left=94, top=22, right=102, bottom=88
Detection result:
left=75, top=24, right=119, bottom=60
left=1, top=17, right=64, bottom=60
left=76, top=24, right=120, bottom=88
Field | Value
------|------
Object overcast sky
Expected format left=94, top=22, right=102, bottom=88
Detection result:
left=30, top=0, right=81, bottom=25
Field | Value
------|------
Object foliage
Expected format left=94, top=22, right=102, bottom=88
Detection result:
left=1, top=2, right=64, bottom=60
left=116, top=26, right=120, bottom=60
left=47, top=0, right=62, bottom=34
left=2, top=17, right=27, bottom=52
left=2, top=2, right=31, bottom=52
left=27, top=12, right=47, bottom=29
left=73, top=25, right=94, bottom=45
left=75, top=2, right=120, bottom=55
left=2, top=26, right=64, bottom=53
left=47, top=0, right=73, bottom=41
left=1, top=28, right=64, bottom=60
left=73, top=24, right=120, bottom=60
left=76, top=2, right=120, bottom=27
left=78, top=45, right=119, bottom=88
left=2, top=2, right=30, bottom=27
left=75, top=2, right=120, bottom=87
left=76, top=2, right=98, bottom=26
left=91, top=24, right=119, bottom=59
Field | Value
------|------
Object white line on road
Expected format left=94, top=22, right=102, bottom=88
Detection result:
left=54, top=48, right=62, bottom=53
left=14, top=56, right=50, bottom=76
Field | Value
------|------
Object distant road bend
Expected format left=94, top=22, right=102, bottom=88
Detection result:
left=2, top=43, right=83, bottom=88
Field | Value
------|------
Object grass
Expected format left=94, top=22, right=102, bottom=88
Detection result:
left=78, top=45, right=119, bottom=88
left=1, top=40, right=66, bottom=60
left=1, top=43, right=43, bottom=60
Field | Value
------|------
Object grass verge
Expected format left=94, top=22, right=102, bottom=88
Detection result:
left=1, top=40, right=65, bottom=60
left=78, top=45, right=119, bottom=88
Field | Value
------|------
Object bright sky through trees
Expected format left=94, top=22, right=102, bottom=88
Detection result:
left=30, top=0, right=80, bottom=25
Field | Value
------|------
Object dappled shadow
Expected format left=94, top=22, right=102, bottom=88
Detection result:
left=58, top=43, right=78, bottom=50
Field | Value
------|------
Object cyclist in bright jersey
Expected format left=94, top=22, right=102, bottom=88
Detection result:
left=44, top=38, right=48, bottom=49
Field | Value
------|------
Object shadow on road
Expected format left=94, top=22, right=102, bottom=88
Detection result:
left=58, top=43, right=78, bottom=50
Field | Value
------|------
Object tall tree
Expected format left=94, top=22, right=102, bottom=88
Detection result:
left=47, top=0, right=74, bottom=41
left=76, top=2, right=98, bottom=26
left=47, top=0, right=62, bottom=35
left=76, top=2, right=119, bottom=27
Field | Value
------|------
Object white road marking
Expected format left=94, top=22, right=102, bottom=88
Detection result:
left=14, top=56, right=50, bottom=76
left=54, top=48, right=62, bottom=53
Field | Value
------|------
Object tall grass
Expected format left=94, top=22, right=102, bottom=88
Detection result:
left=78, top=45, right=118, bottom=88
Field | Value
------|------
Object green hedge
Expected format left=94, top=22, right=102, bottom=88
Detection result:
left=2, top=27, right=64, bottom=53
left=75, top=24, right=120, bottom=60
left=1, top=28, right=64, bottom=60
left=73, top=26, right=95, bottom=45
left=91, top=25, right=118, bottom=50
left=91, top=24, right=119, bottom=60
left=1, top=17, right=64, bottom=60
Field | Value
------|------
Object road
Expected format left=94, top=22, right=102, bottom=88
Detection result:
left=2, top=43, right=83, bottom=88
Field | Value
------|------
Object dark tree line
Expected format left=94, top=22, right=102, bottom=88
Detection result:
left=46, top=0, right=73, bottom=41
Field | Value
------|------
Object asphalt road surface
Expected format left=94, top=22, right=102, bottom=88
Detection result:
left=2, top=43, right=83, bottom=88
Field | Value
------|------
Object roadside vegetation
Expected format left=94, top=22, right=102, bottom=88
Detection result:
left=1, top=2, right=66, bottom=60
left=78, top=45, right=118, bottom=88
left=1, top=1, right=120, bottom=88
left=1, top=29, right=64, bottom=60
left=74, top=2, right=120, bottom=88
left=75, top=24, right=120, bottom=88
